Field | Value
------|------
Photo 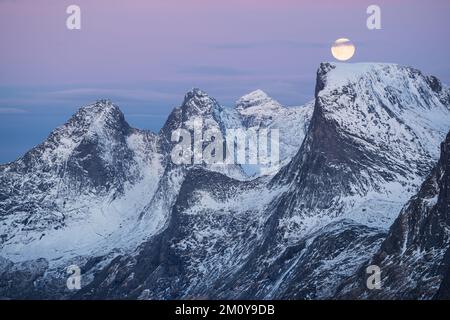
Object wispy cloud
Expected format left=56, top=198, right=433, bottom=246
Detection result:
left=44, top=88, right=177, bottom=102
left=208, top=40, right=367, bottom=50
left=208, top=40, right=331, bottom=50
left=0, top=107, right=27, bottom=114
left=178, top=66, right=249, bottom=76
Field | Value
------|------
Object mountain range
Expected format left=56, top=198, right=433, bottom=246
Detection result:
left=1, top=62, right=449, bottom=299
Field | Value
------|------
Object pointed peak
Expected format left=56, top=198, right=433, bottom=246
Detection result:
left=317, top=62, right=337, bottom=78
left=241, top=89, right=269, bottom=101
left=180, top=88, right=222, bottom=117
left=236, top=89, right=281, bottom=111
left=183, top=88, right=210, bottom=102
left=78, top=99, right=122, bottom=117
left=67, top=99, right=128, bottom=134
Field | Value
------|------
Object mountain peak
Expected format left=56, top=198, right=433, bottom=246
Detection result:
left=180, top=88, right=222, bottom=118
left=58, top=100, right=130, bottom=141
left=315, top=61, right=450, bottom=109
left=80, top=99, right=118, bottom=113
left=236, top=89, right=282, bottom=111
left=74, top=99, right=124, bottom=125
left=317, top=62, right=395, bottom=89
left=315, top=62, right=445, bottom=95
left=240, top=89, right=269, bottom=101
left=275, top=61, right=450, bottom=230
left=313, top=61, right=450, bottom=160
left=183, top=88, right=209, bottom=102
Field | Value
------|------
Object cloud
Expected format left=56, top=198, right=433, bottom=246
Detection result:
left=208, top=40, right=330, bottom=50
left=178, top=66, right=249, bottom=76
left=208, top=40, right=366, bottom=50
left=0, top=107, right=27, bottom=114
left=42, top=88, right=178, bottom=102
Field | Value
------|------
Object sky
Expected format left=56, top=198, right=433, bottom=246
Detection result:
left=0, top=0, right=449, bottom=163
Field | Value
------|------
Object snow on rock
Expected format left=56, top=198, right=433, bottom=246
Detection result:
left=220, top=90, right=313, bottom=177
left=0, top=101, right=165, bottom=266
left=274, top=62, right=450, bottom=240
left=337, top=130, right=450, bottom=299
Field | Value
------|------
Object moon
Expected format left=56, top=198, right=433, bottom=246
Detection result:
left=331, top=38, right=356, bottom=61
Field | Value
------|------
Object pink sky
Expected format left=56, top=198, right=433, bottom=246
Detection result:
left=0, top=0, right=449, bottom=162
left=2, top=0, right=449, bottom=91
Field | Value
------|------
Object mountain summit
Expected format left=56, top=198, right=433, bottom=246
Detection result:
left=235, top=89, right=282, bottom=111
left=275, top=61, right=450, bottom=233
left=181, top=88, right=223, bottom=118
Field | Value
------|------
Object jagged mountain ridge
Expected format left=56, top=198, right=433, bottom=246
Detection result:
left=181, top=63, right=450, bottom=299
left=1, top=62, right=450, bottom=299
left=73, top=63, right=449, bottom=299
left=0, top=87, right=312, bottom=298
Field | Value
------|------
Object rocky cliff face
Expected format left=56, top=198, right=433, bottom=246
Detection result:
left=275, top=63, right=450, bottom=238
left=336, top=130, right=450, bottom=299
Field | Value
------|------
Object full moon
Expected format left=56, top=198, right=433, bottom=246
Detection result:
left=331, top=38, right=356, bottom=61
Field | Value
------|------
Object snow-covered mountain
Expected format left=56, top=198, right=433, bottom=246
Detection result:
left=0, top=87, right=311, bottom=298
left=337, top=130, right=450, bottom=299
left=275, top=62, right=450, bottom=236
left=1, top=62, right=449, bottom=299
left=230, top=89, right=314, bottom=175
left=0, top=101, right=167, bottom=298
left=0, top=101, right=165, bottom=259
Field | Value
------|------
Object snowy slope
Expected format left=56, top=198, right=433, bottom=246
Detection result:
left=337, top=130, right=450, bottom=299
left=220, top=90, right=313, bottom=176
left=274, top=62, right=450, bottom=239
left=319, top=63, right=449, bottom=171
left=0, top=101, right=165, bottom=264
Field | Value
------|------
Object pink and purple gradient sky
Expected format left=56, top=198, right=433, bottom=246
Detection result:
left=0, top=0, right=449, bottom=162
